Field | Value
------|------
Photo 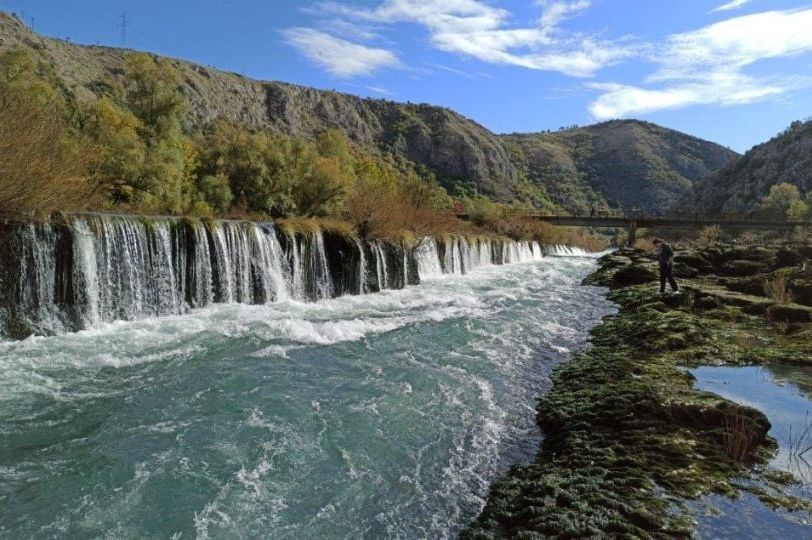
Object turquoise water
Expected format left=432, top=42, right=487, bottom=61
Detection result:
left=0, top=255, right=611, bottom=538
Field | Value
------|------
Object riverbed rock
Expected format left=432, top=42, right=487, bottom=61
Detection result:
left=611, top=264, right=658, bottom=287
left=675, top=252, right=715, bottom=274
left=719, top=260, right=770, bottom=277
left=766, top=304, right=812, bottom=323
left=672, top=261, right=699, bottom=279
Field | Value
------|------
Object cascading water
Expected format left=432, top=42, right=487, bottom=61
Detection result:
left=415, top=238, right=443, bottom=279
left=373, top=241, right=389, bottom=290
left=0, top=214, right=588, bottom=340
left=353, top=238, right=369, bottom=294
left=547, top=245, right=589, bottom=257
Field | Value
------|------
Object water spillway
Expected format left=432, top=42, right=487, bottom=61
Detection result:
left=0, top=214, right=550, bottom=340
left=0, top=217, right=610, bottom=538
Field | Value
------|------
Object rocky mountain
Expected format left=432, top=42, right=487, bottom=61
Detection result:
left=503, top=120, right=739, bottom=214
left=0, top=11, right=737, bottom=213
left=685, top=120, right=812, bottom=215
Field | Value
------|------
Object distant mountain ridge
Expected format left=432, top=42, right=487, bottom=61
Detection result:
left=683, top=120, right=812, bottom=215
left=0, top=11, right=738, bottom=213
left=503, top=120, right=739, bottom=214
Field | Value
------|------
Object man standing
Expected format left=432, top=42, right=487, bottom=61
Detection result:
left=653, top=238, right=679, bottom=294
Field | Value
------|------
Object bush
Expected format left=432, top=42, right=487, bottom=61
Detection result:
left=0, top=89, right=95, bottom=215
left=198, top=174, right=233, bottom=213
left=697, top=225, right=720, bottom=246
left=764, top=273, right=794, bottom=304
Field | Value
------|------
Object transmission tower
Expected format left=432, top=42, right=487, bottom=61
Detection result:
left=119, top=12, right=127, bottom=47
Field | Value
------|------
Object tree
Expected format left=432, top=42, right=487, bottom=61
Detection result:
left=0, top=49, right=62, bottom=108
left=759, top=183, right=804, bottom=220
left=125, top=54, right=187, bottom=142
left=116, top=53, right=191, bottom=211
left=83, top=98, right=145, bottom=202
left=198, top=174, right=233, bottom=214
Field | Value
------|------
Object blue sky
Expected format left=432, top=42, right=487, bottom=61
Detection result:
left=3, top=0, right=812, bottom=152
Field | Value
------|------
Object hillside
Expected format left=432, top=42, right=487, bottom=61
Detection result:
left=0, top=11, right=736, bottom=213
left=685, top=120, right=812, bottom=215
left=502, top=120, right=739, bottom=214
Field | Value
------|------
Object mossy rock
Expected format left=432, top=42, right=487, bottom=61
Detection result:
left=766, top=304, right=812, bottom=323
left=672, top=261, right=699, bottom=279
left=789, top=278, right=812, bottom=306
left=600, top=254, right=633, bottom=269
left=726, top=275, right=768, bottom=297
left=714, top=246, right=776, bottom=265
left=612, top=264, right=658, bottom=287
left=719, top=260, right=770, bottom=277
left=775, top=246, right=812, bottom=269
left=675, top=252, right=714, bottom=274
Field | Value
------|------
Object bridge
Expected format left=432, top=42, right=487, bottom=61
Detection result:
left=454, top=213, right=812, bottom=245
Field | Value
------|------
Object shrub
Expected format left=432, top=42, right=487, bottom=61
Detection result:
left=198, top=174, right=233, bottom=214
left=764, top=273, right=794, bottom=304
left=697, top=225, right=720, bottom=246
left=0, top=89, right=96, bottom=215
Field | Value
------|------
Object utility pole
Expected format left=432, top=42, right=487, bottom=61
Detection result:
left=119, top=12, right=127, bottom=47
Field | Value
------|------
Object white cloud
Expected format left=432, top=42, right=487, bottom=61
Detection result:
left=590, top=8, right=812, bottom=118
left=308, top=0, right=635, bottom=77
left=588, top=75, right=785, bottom=118
left=366, top=85, right=395, bottom=95
left=710, top=0, right=751, bottom=13
left=282, top=28, right=400, bottom=77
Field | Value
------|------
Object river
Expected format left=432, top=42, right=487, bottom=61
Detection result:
left=0, top=252, right=611, bottom=538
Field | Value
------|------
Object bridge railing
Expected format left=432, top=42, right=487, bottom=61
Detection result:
left=454, top=209, right=812, bottom=228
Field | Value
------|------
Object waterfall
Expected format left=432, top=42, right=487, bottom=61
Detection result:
left=189, top=220, right=214, bottom=307
left=70, top=219, right=100, bottom=327
left=547, top=245, right=588, bottom=257
left=354, top=238, right=368, bottom=294
left=415, top=238, right=443, bottom=279
left=288, top=233, right=305, bottom=300
left=443, top=238, right=463, bottom=274
left=402, top=244, right=408, bottom=288
left=312, top=231, right=333, bottom=300
left=0, top=213, right=590, bottom=340
left=373, top=241, right=388, bottom=290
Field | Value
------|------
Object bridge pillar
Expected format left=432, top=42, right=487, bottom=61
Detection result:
left=627, top=221, right=637, bottom=247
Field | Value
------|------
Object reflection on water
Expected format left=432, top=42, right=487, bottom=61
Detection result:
left=690, top=365, right=812, bottom=537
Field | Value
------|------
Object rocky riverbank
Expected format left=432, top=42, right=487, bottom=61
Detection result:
left=465, top=242, right=812, bottom=538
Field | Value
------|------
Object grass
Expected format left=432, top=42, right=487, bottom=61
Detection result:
left=764, top=273, right=795, bottom=304
left=723, top=409, right=764, bottom=463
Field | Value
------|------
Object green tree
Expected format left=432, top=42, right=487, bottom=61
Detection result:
left=760, top=183, right=804, bottom=220
left=198, top=174, right=233, bottom=213
left=83, top=98, right=145, bottom=202
left=125, top=54, right=187, bottom=141
left=117, top=53, right=191, bottom=211
left=0, top=49, right=62, bottom=108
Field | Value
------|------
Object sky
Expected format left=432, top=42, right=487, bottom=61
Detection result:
left=2, top=0, right=812, bottom=153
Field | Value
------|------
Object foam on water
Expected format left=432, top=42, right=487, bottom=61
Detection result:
left=0, top=253, right=612, bottom=539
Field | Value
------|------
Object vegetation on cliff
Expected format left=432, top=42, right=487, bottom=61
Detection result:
left=686, top=120, right=812, bottom=216
left=0, top=46, right=605, bottom=250
left=503, top=120, right=738, bottom=215
left=466, top=243, right=812, bottom=538
left=0, top=12, right=735, bottom=215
